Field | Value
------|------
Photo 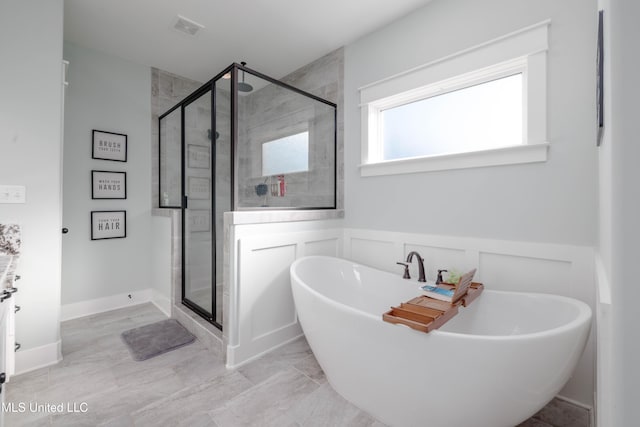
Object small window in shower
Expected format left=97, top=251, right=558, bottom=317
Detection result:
left=261, top=131, right=309, bottom=176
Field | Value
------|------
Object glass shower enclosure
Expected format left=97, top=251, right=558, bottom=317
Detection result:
left=159, top=63, right=337, bottom=329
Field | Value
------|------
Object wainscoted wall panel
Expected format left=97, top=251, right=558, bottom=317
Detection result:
left=226, top=222, right=343, bottom=368
left=245, top=243, right=298, bottom=339
left=405, top=243, right=468, bottom=281
left=479, top=253, right=572, bottom=295
left=304, top=238, right=341, bottom=257
left=349, top=238, right=397, bottom=270
left=343, top=228, right=595, bottom=407
left=223, top=222, right=594, bottom=407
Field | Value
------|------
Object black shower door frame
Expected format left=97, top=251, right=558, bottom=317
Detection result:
left=180, top=82, right=221, bottom=329
left=158, top=62, right=338, bottom=330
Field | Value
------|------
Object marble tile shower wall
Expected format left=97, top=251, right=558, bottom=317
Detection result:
left=151, top=69, right=202, bottom=322
left=280, top=48, right=344, bottom=210
left=238, top=49, right=344, bottom=209
left=213, top=87, right=232, bottom=287
left=184, top=94, right=214, bottom=300
left=159, top=109, right=182, bottom=207
left=183, top=86, right=232, bottom=292
left=151, top=68, right=202, bottom=208
left=152, top=49, right=344, bottom=213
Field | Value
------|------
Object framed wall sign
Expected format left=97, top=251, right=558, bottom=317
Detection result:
left=188, top=177, right=210, bottom=200
left=91, top=210, right=126, bottom=240
left=187, top=144, right=210, bottom=169
left=93, top=130, right=127, bottom=162
left=188, top=209, right=211, bottom=232
left=92, top=170, right=127, bottom=199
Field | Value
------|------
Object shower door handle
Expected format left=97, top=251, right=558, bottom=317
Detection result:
left=182, top=195, right=188, bottom=209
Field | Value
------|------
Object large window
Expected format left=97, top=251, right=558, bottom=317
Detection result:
left=359, top=20, right=550, bottom=176
left=382, top=73, right=523, bottom=161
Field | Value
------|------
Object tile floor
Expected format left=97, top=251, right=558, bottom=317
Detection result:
left=4, top=303, right=588, bottom=426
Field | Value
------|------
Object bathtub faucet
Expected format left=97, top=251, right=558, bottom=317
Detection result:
left=405, top=251, right=426, bottom=282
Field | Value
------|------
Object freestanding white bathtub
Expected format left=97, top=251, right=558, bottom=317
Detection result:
left=290, top=256, right=591, bottom=427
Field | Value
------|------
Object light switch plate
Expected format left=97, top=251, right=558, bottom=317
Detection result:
left=0, top=185, right=26, bottom=203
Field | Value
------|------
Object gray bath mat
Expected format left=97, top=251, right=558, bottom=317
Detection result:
left=121, top=319, right=196, bottom=361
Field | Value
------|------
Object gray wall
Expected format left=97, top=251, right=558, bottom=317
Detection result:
left=344, top=0, right=597, bottom=246
left=61, top=42, right=152, bottom=304
left=0, top=0, right=64, bottom=363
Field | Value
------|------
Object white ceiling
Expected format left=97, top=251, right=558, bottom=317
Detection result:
left=64, top=0, right=433, bottom=83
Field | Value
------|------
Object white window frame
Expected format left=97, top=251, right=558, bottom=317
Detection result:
left=359, top=20, right=550, bottom=177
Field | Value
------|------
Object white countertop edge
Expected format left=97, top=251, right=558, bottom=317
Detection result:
left=152, top=207, right=344, bottom=225
left=226, top=209, right=344, bottom=225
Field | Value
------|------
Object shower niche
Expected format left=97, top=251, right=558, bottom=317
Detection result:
left=159, top=63, right=337, bottom=329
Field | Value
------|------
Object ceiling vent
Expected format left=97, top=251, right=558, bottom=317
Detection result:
left=172, top=15, right=205, bottom=36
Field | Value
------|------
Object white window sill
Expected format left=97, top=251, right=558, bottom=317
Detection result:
left=359, top=143, right=549, bottom=177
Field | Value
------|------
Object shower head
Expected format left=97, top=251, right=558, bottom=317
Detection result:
left=238, top=61, right=253, bottom=93
left=238, top=81, right=253, bottom=92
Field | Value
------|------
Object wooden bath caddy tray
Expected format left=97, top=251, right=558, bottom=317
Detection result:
left=382, top=283, right=484, bottom=333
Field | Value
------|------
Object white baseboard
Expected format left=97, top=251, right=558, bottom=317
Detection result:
left=151, top=290, right=171, bottom=317
left=16, top=289, right=172, bottom=377
left=226, top=333, right=303, bottom=370
left=61, top=288, right=171, bottom=321
left=14, top=340, right=62, bottom=376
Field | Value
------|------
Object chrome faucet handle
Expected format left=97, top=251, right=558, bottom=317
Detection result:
left=396, top=262, right=411, bottom=279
